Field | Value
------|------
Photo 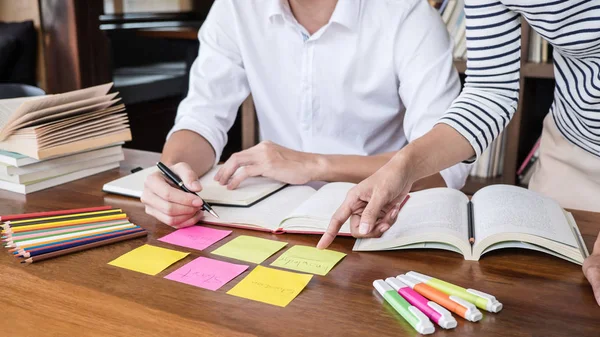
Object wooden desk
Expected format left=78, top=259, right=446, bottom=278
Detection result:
left=1, top=149, right=599, bottom=337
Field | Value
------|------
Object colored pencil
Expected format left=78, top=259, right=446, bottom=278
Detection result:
left=0, top=206, right=113, bottom=222
left=14, top=227, right=143, bottom=256
left=21, top=230, right=148, bottom=264
left=3, top=214, right=128, bottom=234
left=17, top=228, right=146, bottom=258
left=8, top=223, right=137, bottom=249
left=3, top=219, right=131, bottom=241
left=4, top=209, right=124, bottom=228
left=5, top=220, right=132, bottom=243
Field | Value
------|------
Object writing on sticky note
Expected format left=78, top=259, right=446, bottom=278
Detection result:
left=108, top=244, right=189, bottom=276
left=211, top=235, right=287, bottom=264
left=158, top=226, right=231, bottom=251
left=164, top=257, right=248, bottom=291
left=227, top=265, right=312, bottom=307
left=270, top=245, right=346, bottom=276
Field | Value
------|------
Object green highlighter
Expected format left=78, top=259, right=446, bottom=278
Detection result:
left=406, top=271, right=503, bottom=313
left=373, top=279, right=435, bottom=335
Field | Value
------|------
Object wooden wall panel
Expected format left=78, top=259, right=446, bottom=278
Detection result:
left=40, top=0, right=110, bottom=94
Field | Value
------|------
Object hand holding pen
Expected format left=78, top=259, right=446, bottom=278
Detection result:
left=141, top=162, right=219, bottom=229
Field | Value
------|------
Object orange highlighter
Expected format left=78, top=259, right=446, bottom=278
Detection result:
left=397, top=274, right=483, bottom=322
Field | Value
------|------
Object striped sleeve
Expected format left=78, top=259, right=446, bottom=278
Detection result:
left=437, top=0, right=522, bottom=162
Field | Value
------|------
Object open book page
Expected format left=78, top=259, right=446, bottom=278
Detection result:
left=0, top=97, right=42, bottom=130
left=32, top=105, right=126, bottom=135
left=0, top=83, right=112, bottom=141
left=198, top=166, right=287, bottom=206
left=4, top=94, right=119, bottom=134
left=471, top=185, right=583, bottom=263
left=353, top=188, right=470, bottom=256
left=204, top=185, right=316, bottom=230
left=281, top=182, right=354, bottom=234
left=479, top=241, right=582, bottom=265
left=472, top=185, right=578, bottom=247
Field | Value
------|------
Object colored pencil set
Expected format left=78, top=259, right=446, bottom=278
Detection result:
left=374, top=271, right=503, bottom=335
left=1, top=206, right=147, bottom=264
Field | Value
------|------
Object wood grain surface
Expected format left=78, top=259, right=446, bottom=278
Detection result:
left=1, top=149, right=599, bottom=337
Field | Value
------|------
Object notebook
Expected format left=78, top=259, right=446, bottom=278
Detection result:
left=203, top=183, right=359, bottom=235
left=353, top=185, right=589, bottom=265
left=0, top=83, right=131, bottom=159
left=103, top=165, right=287, bottom=207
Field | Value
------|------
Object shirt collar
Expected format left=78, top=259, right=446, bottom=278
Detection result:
left=267, top=0, right=293, bottom=23
left=329, top=0, right=359, bottom=31
left=267, top=0, right=359, bottom=31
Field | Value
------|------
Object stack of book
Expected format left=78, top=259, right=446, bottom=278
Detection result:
left=469, top=132, right=507, bottom=179
left=437, top=0, right=467, bottom=61
left=517, top=137, right=541, bottom=186
left=528, top=30, right=553, bottom=64
left=0, top=83, right=131, bottom=194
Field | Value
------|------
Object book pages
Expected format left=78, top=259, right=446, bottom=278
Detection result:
left=471, top=185, right=578, bottom=247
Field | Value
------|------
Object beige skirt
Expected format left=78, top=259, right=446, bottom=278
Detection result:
left=529, top=114, right=600, bottom=212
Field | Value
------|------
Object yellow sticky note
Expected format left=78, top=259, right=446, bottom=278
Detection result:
left=211, top=235, right=287, bottom=264
left=270, top=245, right=346, bottom=276
left=108, top=244, right=189, bottom=276
left=227, top=266, right=312, bottom=307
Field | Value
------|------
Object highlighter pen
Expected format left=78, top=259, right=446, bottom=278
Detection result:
left=406, top=271, right=502, bottom=313
left=397, top=274, right=482, bottom=322
left=156, top=162, right=219, bottom=218
left=373, top=279, right=435, bottom=335
left=385, top=277, right=457, bottom=329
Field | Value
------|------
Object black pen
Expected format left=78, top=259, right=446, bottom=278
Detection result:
left=156, top=162, right=219, bottom=219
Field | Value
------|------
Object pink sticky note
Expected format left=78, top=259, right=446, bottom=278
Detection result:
left=164, top=257, right=248, bottom=291
left=158, top=226, right=231, bottom=251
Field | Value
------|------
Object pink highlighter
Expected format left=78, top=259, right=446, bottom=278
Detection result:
left=385, top=277, right=457, bottom=329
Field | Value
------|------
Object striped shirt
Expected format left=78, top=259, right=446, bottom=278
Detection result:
left=439, top=0, right=600, bottom=161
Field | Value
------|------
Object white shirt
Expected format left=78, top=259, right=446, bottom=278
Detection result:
left=169, top=0, right=471, bottom=189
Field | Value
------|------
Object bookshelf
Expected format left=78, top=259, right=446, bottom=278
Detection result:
left=459, top=22, right=554, bottom=195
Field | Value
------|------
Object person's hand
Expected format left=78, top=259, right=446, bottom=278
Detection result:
left=141, top=162, right=205, bottom=228
left=214, top=141, right=319, bottom=189
left=583, top=233, right=600, bottom=306
left=317, top=155, right=414, bottom=249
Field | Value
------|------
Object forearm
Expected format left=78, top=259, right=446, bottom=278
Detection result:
left=161, top=130, right=216, bottom=176
left=312, top=152, right=394, bottom=183
left=394, top=124, right=475, bottom=183
left=312, top=152, right=446, bottom=189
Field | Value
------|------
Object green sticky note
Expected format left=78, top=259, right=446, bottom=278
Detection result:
left=108, top=244, right=189, bottom=276
left=211, top=235, right=287, bottom=264
left=270, top=245, right=346, bottom=275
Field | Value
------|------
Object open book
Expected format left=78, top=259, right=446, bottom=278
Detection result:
left=0, top=83, right=131, bottom=159
left=354, top=185, right=589, bottom=265
left=203, top=183, right=354, bottom=235
left=103, top=165, right=287, bottom=207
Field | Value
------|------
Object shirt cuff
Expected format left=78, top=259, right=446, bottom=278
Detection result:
left=436, top=118, right=484, bottom=164
left=167, top=116, right=224, bottom=165
left=439, top=162, right=472, bottom=190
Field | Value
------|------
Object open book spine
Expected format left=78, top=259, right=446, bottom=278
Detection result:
left=200, top=220, right=277, bottom=234
left=200, top=220, right=354, bottom=236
